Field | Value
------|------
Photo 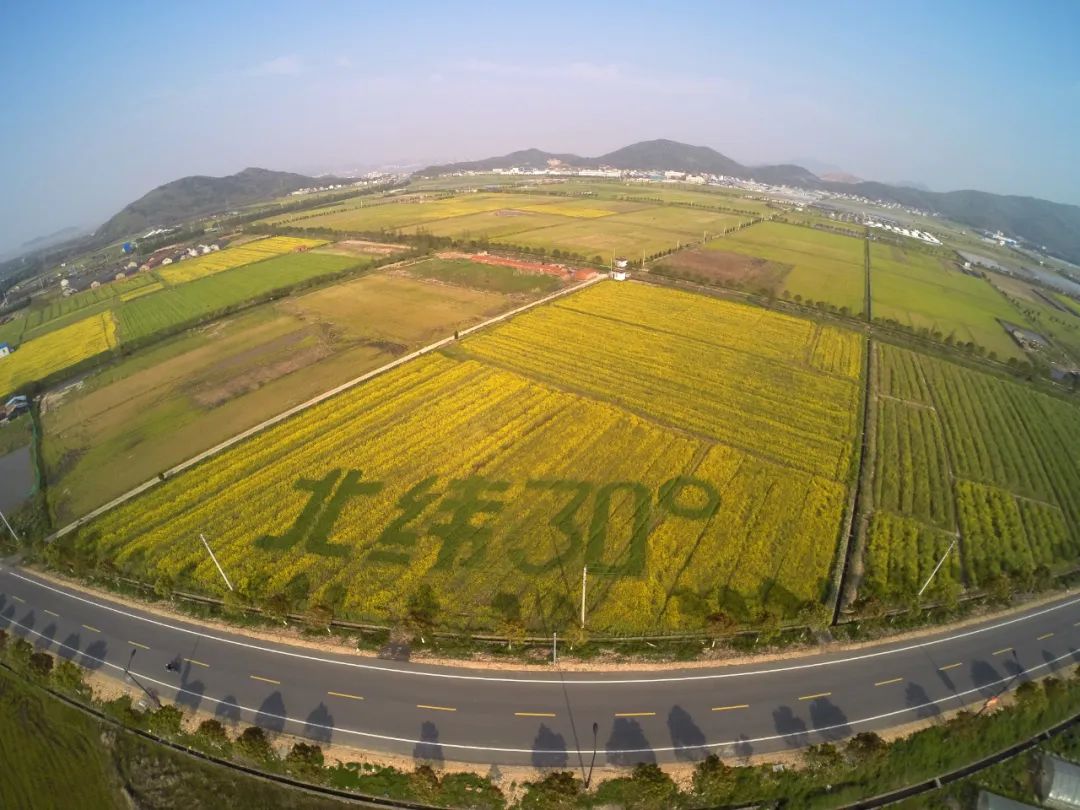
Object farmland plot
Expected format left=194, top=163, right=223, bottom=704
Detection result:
left=0, top=312, right=117, bottom=396
left=70, top=281, right=863, bottom=632
left=862, top=343, right=1080, bottom=603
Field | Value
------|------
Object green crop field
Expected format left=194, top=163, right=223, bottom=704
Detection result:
left=869, top=242, right=1027, bottom=359
left=0, top=667, right=122, bottom=809
left=862, top=343, right=1080, bottom=604
left=115, top=252, right=361, bottom=343
left=0, top=274, right=157, bottom=349
left=68, top=281, right=863, bottom=633
left=707, top=222, right=866, bottom=313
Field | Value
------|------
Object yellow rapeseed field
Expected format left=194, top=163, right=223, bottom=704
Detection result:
left=0, top=312, right=117, bottom=395
left=71, top=282, right=862, bottom=633
left=157, top=237, right=325, bottom=284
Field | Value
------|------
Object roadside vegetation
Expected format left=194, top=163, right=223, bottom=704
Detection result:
left=3, top=626, right=1080, bottom=809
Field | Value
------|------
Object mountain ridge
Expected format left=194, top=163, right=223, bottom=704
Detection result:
left=95, top=167, right=345, bottom=241
left=418, top=139, right=1080, bottom=263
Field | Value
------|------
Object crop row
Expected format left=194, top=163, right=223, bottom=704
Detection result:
left=865, top=344, right=1080, bottom=602
left=863, top=512, right=960, bottom=601
left=462, top=283, right=862, bottom=479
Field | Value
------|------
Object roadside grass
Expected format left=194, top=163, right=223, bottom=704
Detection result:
left=0, top=665, right=122, bottom=809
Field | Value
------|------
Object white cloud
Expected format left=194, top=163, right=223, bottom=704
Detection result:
left=249, top=55, right=305, bottom=77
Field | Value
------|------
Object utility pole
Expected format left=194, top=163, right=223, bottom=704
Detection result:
left=552, top=631, right=557, bottom=665
left=0, top=508, right=19, bottom=544
left=918, top=538, right=957, bottom=598
left=199, top=534, right=234, bottom=592
left=580, top=565, right=588, bottom=628
left=585, top=722, right=599, bottom=788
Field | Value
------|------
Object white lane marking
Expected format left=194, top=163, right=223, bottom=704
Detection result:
left=7, top=571, right=1080, bottom=686
left=2, top=610, right=1077, bottom=755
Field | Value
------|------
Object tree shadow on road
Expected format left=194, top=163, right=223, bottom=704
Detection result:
left=808, top=698, right=850, bottom=742
left=413, top=721, right=444, bottom=766
left=304, top=702, right=334, bottom=743
left=38, top=620, right=57, bottom=651
left=531, top=723, right=568, bottom=770
left=772, top=705, right=808, bottom=748
left=81, top=639, right=108, bottom=671
left=175, top=677, right=206, bottom=714
left=215, top=694, right=242, bottom=726
left=59, top=632, right=81, bottom=661
left=970, top=659, right=1000, bottom=699
left=667, top=705, right=707, bottom=761
left=905, top=682, right=940, bottom=720
left=606, top=718, right=655, bottom=766
left=255, top=691, right=287, bottom=732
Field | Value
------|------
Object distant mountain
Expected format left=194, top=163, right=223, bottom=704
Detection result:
left=417, top=139, right=818, bottom=186
left=419, top=148, right=586, bottom=175
left=830, top=181, right=1080, bottom=263
left=20, top=225, right=87, bottom=251
left=891, top=180, right=933, bottom=192
left=96, top=167, right=343, bottom=241
left=419, top=139, right=1080, bottom=264
left=594, top=139, right=746, bottom=176
left=819, top=172, right=862, bottom=184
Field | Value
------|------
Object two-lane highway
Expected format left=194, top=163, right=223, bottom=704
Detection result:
left=2, top=564, right=1078, bottom=766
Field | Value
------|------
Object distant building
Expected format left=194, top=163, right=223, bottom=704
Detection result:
left=614, top=258, right=629, bottom=270
left=612, top=271, right=629, bottom=281
left=161, top=257, right=173, bottom=265
left=0, top=343, right=11, bottom=358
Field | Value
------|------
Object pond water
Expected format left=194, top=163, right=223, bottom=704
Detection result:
left=0, top=445, right=34, bottom=513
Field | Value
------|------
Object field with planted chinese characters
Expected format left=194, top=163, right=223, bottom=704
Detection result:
left=66, top=281, right=864, bottom=634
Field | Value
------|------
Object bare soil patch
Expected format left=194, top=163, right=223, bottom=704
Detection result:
left=323, top=239, right=409, bottom=257
left=436, top=250, right=597, bottom=281
left=656, top=248, right=792, bottom=295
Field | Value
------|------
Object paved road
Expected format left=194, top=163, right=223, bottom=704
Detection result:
left=1, top=564, right=1078, bottom=768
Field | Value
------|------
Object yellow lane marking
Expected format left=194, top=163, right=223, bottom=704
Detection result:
left=417, top=704, right=456, bottom=712
left=711, top=704, right=750, bottom=712
left=939, top=663, right=962, bottom=672
left=82, top=624, right=100, bottom=633
left=1037, top=633, right=1054, bottom=641
left=515, top=712, right=556, bottom=718
left=44, top=609, right=59, bottom=617
left=615, top=711, right=656, bottom=717
left=798, top=692, right=832, bottom=701
left=874, top=677, right=903, bottom=687
left=993, top=647, right=1013, bottom=656
left=184, top=658, right=209, bottom=668
left=327, top=691, right=364, bottom=701
left=128, top=641, right=150, bottom=650
left=250, top=675, right=280, bottom=685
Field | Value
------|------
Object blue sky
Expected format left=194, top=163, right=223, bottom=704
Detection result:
left=2, top=1, right=1078, bottom=254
